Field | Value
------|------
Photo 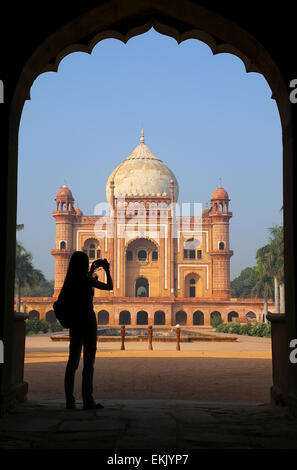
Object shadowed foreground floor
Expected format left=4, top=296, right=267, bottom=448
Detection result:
left=1, top=334, right=290, bottom=450
left=0, top=400, right=297, bottom=449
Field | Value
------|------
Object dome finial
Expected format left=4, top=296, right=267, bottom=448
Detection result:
left=218, top=177, right=222, bottom=188
left=140, top=127, right=144, bottom=144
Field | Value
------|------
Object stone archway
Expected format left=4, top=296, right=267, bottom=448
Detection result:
left=45, top=310, right=56, bottom=323
left=193, top=311, right=204, bottom=326
left=119, top=310, right=131, bottom=325
left=135, top=277, right=149, bottom=297
left=98, top=310, right=109, bottom=325
left=2, top=0, right=296, bottom=411
left=210, top=311, right=222, bottom=327
left=28, top=310, right=40, bottom=320
left=228, top=311, right=239, bottom=323
left=246, top=311, right=257, bottom=323
left=137, top=310, right=148, bottom=325
left=154, top=310, right=165, bottom=325
left=176, top=310, right=187, bottom=326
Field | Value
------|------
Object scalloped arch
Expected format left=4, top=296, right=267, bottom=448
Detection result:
left=125, top=236, right=159, bottom=251
left=185, top=271, right=200, bottom=279
left=35, top=20, right=261, bottom=97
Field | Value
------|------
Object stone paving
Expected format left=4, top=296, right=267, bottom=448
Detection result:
left=1, top=333, right=295, bottom=450
left=0, top=399, right=297, bottom=449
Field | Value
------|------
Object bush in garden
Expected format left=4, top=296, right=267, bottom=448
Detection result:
left=216, top=323, right=228, bottom=333
left=228, top=322, right=241, bottom=334
left=48, top=321, right=64, bottom=332
left=215, top=321, right=271, bottom=337
left=210, top=314, right=223, bottom=328
left=26, top=319, right=64, bottom=335
left=240, top=322, right=253, bottom=336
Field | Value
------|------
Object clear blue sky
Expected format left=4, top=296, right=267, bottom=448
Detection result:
left=17, top=28, right=283, bottom=281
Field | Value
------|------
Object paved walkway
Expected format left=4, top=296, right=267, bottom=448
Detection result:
left=0, top=400, right=297, bottom=449
left=2, top=332, right=295, bottom=450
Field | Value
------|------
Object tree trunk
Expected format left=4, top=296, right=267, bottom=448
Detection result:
left=280, top=283, right=285, bottom=313
left=15, top=281, right=21, bottom=312
left=274, top=277, right=280, bottom=313
left=263, top=297, right=268, bottom=323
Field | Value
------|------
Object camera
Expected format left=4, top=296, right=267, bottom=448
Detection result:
left=92, top=258, right=109, bottom=270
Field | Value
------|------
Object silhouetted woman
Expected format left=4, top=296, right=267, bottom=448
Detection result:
left=59, top=251, right=113, bottom=409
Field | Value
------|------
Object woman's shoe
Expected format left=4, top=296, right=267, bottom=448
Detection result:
left=83, top=402, right=104, bottom=410
left=65, top=401, right=76, bottom=409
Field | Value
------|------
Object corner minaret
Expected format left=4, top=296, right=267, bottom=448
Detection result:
left=51, top=183, right=76, bottom=296
left=209, top=185, right=233, bottom=299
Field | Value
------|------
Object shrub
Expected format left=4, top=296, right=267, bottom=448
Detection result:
left=216, top=323, right=228, bottom=333
left=215, top=321, right=271, bottom=337
left=240, top=322, right=253, bottom=336
left=49, top=322, right=64, bottom=332
left=26, top=319, right=63, bottom=335
left=228, top=322, right=241, bottom=334
left=26, top=330, right=36, bottom=336
left=210, top=315, right=223, bottom=328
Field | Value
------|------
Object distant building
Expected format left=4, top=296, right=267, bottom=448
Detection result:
left=21, top=131, right=274, bottom=325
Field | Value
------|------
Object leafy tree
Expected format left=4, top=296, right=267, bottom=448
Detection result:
left=15, top=225, right=46, bottom=311
left=21, top=278, right=54, bottom=297
left=268, top=225, right=284, bottom=312
left=251, top=254, right=273, bottom=322
left=231, top=266, right=266, bottom=298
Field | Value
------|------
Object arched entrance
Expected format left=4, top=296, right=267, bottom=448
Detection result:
left=135, top=277, right=149, bottom=297
left=2, top=0, right=295, bottom=412
left=176, top=310, right=187, bottom=325
left=210, top=311, right=222, bottom=327
left=45, top=310, right=56, bottom=323
left=119, top=311, right=131, bottom=325
left=28, top=310, right=40, bottom=320
left=246, top=311, right=257, bottom=323
left=184, top=273, right=200, bottom=298
left=98, top=310, right=109, bottom=325
left=228, top=311, right=239, bottom=323
left=137, top=311, right=148, bottom=325
left=126, top=237, right=158, bottom=297
left=193, top=311, right=204, bottom=326
left=154, top=311, right=165, bottom=325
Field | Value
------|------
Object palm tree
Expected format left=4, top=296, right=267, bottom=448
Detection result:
left=15, top=228, right=45, bottom=312
left=251, top=262, right=273, bottom=322
left=252, top=245, right=274, bottom=322
left=268, top=225, right=284, bottom=313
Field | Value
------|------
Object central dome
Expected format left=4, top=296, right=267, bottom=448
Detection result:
left=106, top=130, right=179, bottom=203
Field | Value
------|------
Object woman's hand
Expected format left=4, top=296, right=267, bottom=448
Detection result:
left=90, top=258, right=110, bottom=274
left=101, top=259, right=110, bottom=271
left=90, top=260, right=98, bottom=274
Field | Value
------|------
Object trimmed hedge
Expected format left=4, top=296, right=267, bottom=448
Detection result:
left=215, top=322, right=271, bottom=338
left=26, top=319, right=64, bottom=335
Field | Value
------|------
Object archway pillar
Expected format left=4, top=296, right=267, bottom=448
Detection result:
left=147, top=311, right=154, bottom=325
left=204, top=309, right=211, bottom=326
left=108, top=308, right=115, bottom=326
left=130, top=310, right=137, bottom=326
left=165, top=308, right=171, bottom=326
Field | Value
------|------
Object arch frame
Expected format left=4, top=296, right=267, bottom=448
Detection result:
left=135, top=276, right=150, bottom=297
left=2, top=0, right=296, bottom=411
